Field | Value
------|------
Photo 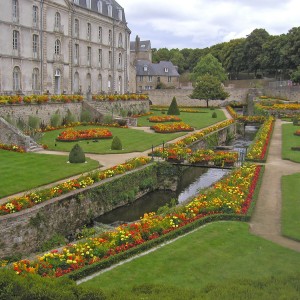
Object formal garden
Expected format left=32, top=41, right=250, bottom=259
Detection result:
left=0, top=95, right=300, bottom=299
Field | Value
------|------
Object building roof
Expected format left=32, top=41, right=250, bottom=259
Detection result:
left=136, top=60, right=179, bottom=77
left=73, top=0, right=126, bottom=23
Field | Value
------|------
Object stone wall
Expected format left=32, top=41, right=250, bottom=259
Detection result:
left=0, top=163, right=180, bottom=258
left=147, top=87, right=249, bottom=106
left=264, top=85, right=300, bottom=101
left=0, top=103, right=82, bottom=125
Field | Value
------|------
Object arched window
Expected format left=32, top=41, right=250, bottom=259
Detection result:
left=107, top=4, right=112, bottom=17
left=32, top=68, right=39, bottom=91
left=118, top=33, right=123, bottom=47
left=12, top=0, right=19, bottom=22
left=54, top=39, right=61, bottom=55
left=86, top=73, right=91, bottom=92
left=118, top=9, right=122, bottom=21
left=97, top=0, right=102, bottom=13
left=74, top=72, right=79, bottom=93
left=118, top=53, right=122, bottom=68
left=98, top=74, right=102, bottom=92
left=13, top=66, right=21, bottom=91
left=54, top=12, right=61, bottom=28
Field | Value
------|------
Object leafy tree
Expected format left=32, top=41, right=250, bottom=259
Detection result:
left=69, top=144, right=86, bottom=163
left=169, top=49, right=185, bottom=74
left=167, top=97, right=180, bottom=115
left=191, top=53, right=228, bottom=82
left=291, top=66, right=300, bottom=83
left=189, top=74, right=230, bottom=107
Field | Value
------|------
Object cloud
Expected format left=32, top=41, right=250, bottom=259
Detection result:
left=117, top=0, right=300, bottom=49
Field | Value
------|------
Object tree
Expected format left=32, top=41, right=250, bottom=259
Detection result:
left=167, top=97, right=180, bottom=115
left=189, top=74, right=230, bottom=107
left=291, top=66, right=300, bottom=83
left=69, top=144, right=86, bottom=163
left=191, top=53, right=228, bottom=82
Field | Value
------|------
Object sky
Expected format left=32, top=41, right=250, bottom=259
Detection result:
left=117, top=0, right=300, bottom=50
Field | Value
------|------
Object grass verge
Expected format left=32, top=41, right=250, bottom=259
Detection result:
left=0, top=150, right=99, bottom=198
left=281, top=172, right=300, bottom=241
left=282, top=123, right=300, bottom=162
left=80, top=222, right=300, bottom=298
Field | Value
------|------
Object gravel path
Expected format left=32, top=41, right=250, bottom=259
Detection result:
left=249, top=119, right=300, bottom=252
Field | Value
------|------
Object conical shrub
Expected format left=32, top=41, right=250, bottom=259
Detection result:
left=167, top=96, right=180, bottom=115
left=69, top=144, right=86, bottom=163
left=111, top=136, right=122, bottom=150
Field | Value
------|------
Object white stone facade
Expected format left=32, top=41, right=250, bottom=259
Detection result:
left=0, top=0, right=131, bottom=95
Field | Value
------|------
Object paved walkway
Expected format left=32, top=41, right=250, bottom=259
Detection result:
left=250, top=119, right=300, bottom=252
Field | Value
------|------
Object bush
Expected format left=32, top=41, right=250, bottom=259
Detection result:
left=51, top=113, right=62, bottom=127
left=103, top=115, right=113, bottom=124
left=80, top=110, right=92, bottom=123
left=63, top=109, right=76, bottom=125
left=212, top=111, right=217, bottom=118
left=39, top=233, right=66, bottom=252
left=28, top=116, right=40, bottom=129
left=69, top=144, right=86, bottom=163
left=111, top=136, right=122, bottom=150
left=167, top=97, right=180, bottom=115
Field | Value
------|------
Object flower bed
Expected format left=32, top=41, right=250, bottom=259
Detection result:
left=0, top=143, right=25, bottom=153
left=56, top=128, right=113, bottom=142
left=0, top=157, right=151, bottom=215
left=148, top=115, right=181, bottom=122
left=150, top=122, right=194, bottom=133
left=11, top=163, right=262, bottom=278
left=92, top=94, right=148, bottom=101
left=246, top=117, right=274, bottom=162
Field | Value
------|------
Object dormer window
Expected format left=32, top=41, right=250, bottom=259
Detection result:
left=118, top=9, right=123, bottom=21
left=108, top=4, right=112, bottom=17
left=97, top=0, right=102, bottom=13
left=164, top=67, right=169, bottom=73
left=143, top=65, right=148, bottom=72
left=86, top=0, right=91, bottom=9
left=73, top=0, right=79, bottom=4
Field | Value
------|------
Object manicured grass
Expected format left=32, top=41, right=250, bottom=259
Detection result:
left=138, top=108, right=226, bottom=128
left=282, top=123, right=300, bottom=162
left=282, top=173, right=300, bottom=241
left=0, top=150, right=99, bottom=198
left=39, top=126, right=183, bottom=153
left=81, top=222, right=300, bottom=296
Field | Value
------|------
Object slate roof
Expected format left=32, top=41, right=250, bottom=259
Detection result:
left=73, top=0, right=126, bottom=22
left=130, top=40, right=151, bottom=52
left=136, top=60, right=179, bottom=77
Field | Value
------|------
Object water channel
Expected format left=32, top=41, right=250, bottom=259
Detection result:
left=94, top=125, right=258, bottom=226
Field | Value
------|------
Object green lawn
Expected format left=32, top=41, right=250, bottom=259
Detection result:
left=39, top=109, right=226, bottom=154
left=39, top=126, right=184, bottom=153
left=0, top=150, right=99, bottom=198
left=282, top=123, right=300, bottom=162
left=81, top=222, right=300, bottom=298
left=138, top=108, right=226, bottom=128
left=282, top=173, right=300, bottom=241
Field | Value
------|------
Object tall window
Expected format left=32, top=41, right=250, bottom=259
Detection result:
left=74, top=72, right=79, bottom=93
left=108, top=75, right=112, bottom=91
left=74, top=43, right=79, bottom=64
left=32, top=68, right=39, bottom=91
left=98, top=49, right=102, bottom=67
left=98, top=26, right=102, bottom=42
left=32, top=34, right=39, bottom=58
left=32, top=5, right=38, bottom=27
left=168, top=76, right=172, bottom=82
left=97, top=0, right=102, bottom=13
left=118, top=9, right=122, bottom=21
left=87, top=73, right=91, bottom=92
left=86, top=0, right=91, bottom=9
left=12, top=0, right=19, bottom=22
left=87, top=23, right=91, bottom=40
left=108, top=4, right=112, bottom=17
left=54, top=12, right=61, bottom=28
left=108, top=30, right=112, bottom=46
left=148, top=76, right=152, bottom=82
left=118, top=33, right=123, bottom=47
left=98, top=74, right=102, bottom=92
left=108, top=51, right=112, bottom=69
left=118, top=76, right=122, bottom=93
left=74, top=19, right=79, bottom=38
left=118, top=53, right=122, bottom=68
left=13, top=66, right=21, bottom=91
left=87, top=46, right=91, bottom=66
left=12, top=30, right=19, bottom=51
left=54, top=39, right=61, bottom=55
left=73, top=0, right=79, bottom=4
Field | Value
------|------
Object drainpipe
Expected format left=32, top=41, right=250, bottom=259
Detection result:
left=40, top=0, right=44, bottom=94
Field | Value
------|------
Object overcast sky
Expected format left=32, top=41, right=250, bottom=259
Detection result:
left=117, top=0, right=300, bottom=49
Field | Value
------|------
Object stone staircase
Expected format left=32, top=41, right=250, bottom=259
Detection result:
left=27, top=138, right=44, bottom=152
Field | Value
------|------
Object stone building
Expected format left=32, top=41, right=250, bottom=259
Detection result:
left=0, top=0, right=131, bottom=95
left=129, top=35, right=180, bottom=92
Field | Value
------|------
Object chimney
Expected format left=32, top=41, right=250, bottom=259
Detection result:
left=135, top=35, right=140, bottom=53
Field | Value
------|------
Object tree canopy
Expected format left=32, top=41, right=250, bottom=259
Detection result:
left=189, top=74, right=230, bottom=107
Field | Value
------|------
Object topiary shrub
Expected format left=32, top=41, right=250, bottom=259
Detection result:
left=111, top=136, right=122, bottom=150
left=80, top=109, right=92, bottom=123
left=212, top=111, right=217, bottom=118
left=69, top=144, right=86, bottom=163
left=50, top=113, right=62, bottom=127
left=167, top=96, right=180, bottom=115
